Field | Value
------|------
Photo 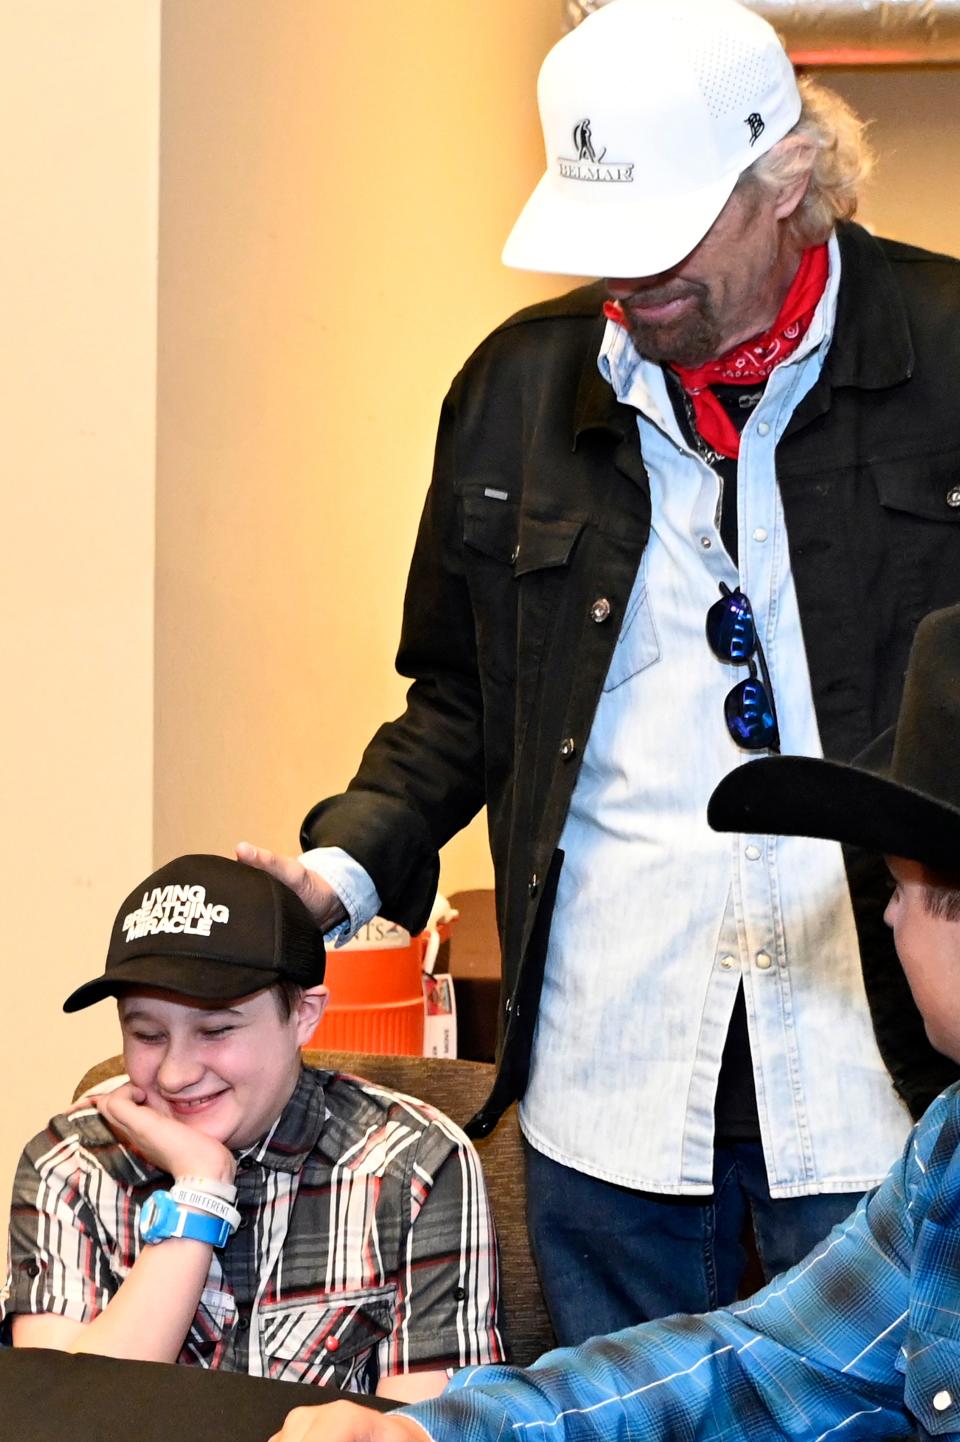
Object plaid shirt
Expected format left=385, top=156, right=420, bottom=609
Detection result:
left=407, top=1080, right=960, bottom=1441
left=3, top=1065, right=503, bottom=1390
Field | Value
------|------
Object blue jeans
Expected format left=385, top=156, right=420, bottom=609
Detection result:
left=524, top=1139, right=863, bottom=1345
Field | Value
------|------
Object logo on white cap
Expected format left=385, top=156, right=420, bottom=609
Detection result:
left=123, top=884, right=230, bottom=941
left=558, top=119, right=634, bottom=184
left=745, top=112, right=765, bottom=146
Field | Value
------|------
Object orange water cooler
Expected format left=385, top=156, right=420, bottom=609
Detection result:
left=308, top=917, right=451, bottom=1056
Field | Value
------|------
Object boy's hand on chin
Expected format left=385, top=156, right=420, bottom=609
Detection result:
left=95, top=1082, right=236, bottom=1183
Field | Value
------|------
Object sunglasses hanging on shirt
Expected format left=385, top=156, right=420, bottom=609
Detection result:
left=706, top=583, right=781, bottom=754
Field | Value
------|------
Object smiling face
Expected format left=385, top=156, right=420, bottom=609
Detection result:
left=884, top=857, right=960, bottom=1063
left=118, top=984, right=327, bottom=1151
left=604, top=171, right=807, bottom=367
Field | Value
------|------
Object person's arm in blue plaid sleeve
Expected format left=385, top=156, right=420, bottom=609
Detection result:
left=271, top=1089, right=959, bottom=1442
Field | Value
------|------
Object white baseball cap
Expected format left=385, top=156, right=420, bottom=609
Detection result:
left=503, top=0, right=802, bottom=279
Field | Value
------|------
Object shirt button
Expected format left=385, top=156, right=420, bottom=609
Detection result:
left=528, top=873, right=540, bottom=897
left=237, top=1215, right=249, bottom=1231
left=755, top=951, right=773, bottom=970
left=947, top=487, right=960, bottom=509
left=757, top=421, right=770, bottom=437
left=752, top=527, right=768, bottom=542
left=590, top=597, right=611, bottom=623
left=934, top=1390, right=953, bottom=1411
left=236, top=1315, right=249, bottom=1334
left=559, top=737, right=576, bottom=759
left=453, top=1286, right=467, bottom=1301
left=719, top=955, right=735, bottom=970
left=744, top=844, right=761, bottom=861
left=325, top=1335, right=340, bottom=1352
left=22, top=1260, right=41, bottom=1278
left=237, top=1156, right=254, bottom=1171
left=700, top=536, right=712, bottom=549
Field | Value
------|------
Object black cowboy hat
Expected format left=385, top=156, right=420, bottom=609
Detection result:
left=707, top=604, right=960, bottom=871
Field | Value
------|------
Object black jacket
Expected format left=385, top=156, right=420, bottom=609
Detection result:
left=304, top=223, right=960, bottom=1135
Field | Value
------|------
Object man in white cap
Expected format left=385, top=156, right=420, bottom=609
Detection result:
left=242, top=0, right=960, bottom=1340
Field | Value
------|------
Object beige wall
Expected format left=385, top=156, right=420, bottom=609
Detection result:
left=0, top=3, right=160, bottom=1257
left=816, top=67, right=960, bottom=252
left=154, top=0, right=565, bottom=894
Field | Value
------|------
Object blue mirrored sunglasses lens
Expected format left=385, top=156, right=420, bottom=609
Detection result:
left=724, top=678, right=779, bottom=750
left=706, top=592, right=757, bottom=662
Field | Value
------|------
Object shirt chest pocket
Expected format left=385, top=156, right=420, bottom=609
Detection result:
left=901, top=1329, right=960, bottom=1437
left=602, top=579, right=661, bottom=692
left=259, top=1285, right=395, bottom=1389
left=900, top=1217, right=960, bottom=1436
left=181, top=1284, right=237, bottom=1370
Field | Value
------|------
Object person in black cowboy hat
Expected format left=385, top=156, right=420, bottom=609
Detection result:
left=265, top=604, right=960, bottom=1441
left=2, top=855, right=502, bottom=1402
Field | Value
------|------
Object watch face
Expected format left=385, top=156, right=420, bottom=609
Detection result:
left=140, top=1190, right=174, bottom=1243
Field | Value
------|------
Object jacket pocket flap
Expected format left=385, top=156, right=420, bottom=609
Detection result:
left=462, top=491, right=518, bottom=563
left=513, top=515, right=584, bottom=575
left=873, top=461, right=960, bottom=522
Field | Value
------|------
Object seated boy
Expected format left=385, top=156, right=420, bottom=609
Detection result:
left=2, top=854, right=502, bottom=1402
left=268, top=604, right=960, bottom=1441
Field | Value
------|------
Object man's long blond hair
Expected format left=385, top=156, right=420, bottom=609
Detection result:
left=740, top=77, right=875, bottom=247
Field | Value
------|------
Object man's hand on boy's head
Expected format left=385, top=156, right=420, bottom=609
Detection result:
left=236, top=842, right=347, bottom=931
left=269, top=1401, right=431, bottom=1442
left=95, top=1081, right=237, bottom=1184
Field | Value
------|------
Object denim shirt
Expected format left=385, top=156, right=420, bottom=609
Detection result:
left=520, top=236, right=911, bottom=1195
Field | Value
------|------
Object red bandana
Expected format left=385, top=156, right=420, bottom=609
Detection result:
left=603, top=243, right=829, bottom=460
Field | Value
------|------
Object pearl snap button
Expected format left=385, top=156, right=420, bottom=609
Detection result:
left=756, top=952, right=773, bottom=970
left=752, top=527, right=768, bottom=542
left=719, top=955, right=735, bottom=970
left=559, top=737, right=576, bottom=759
left=511, top=544, right=520, bottom=563
left=757, top=421, right=770, bottom=437
left=324, top=1335, right=340, bottom=1352
left=933, top=1390, right=952, bottom=1411
left=947, top=486, right=960, bottom=509
left=700, top=536, right=712, bottom=549
left=744, top=844, right=761, bottom=860
left=590, top=597, right=611, bottom=623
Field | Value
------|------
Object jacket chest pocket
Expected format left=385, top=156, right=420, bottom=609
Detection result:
left=258, top=1286, right=394, bottom=1389
left=462, top=489, right=584, bottom=696
left=872, top=461, right=960, bottom=617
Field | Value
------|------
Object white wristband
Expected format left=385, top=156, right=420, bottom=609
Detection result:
left=174, top=1174, right=238, bottom=1204
left=169, top=1183, right=241, bottom=1233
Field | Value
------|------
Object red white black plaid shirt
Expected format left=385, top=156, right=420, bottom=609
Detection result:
left=3, top=1064, right=503, bottom=1390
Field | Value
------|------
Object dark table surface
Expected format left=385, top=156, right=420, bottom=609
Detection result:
left=1, top=1347, right=394, bottom=1442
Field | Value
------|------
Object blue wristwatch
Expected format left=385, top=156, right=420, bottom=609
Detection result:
left=139, top=1189, right=233, bottom=1248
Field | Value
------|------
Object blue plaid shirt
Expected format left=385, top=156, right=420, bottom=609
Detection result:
left=406, top=1082, right=960, bottom=1440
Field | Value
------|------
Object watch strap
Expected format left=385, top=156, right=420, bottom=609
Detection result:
left=140, top=1190, right=233, bottom=1248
